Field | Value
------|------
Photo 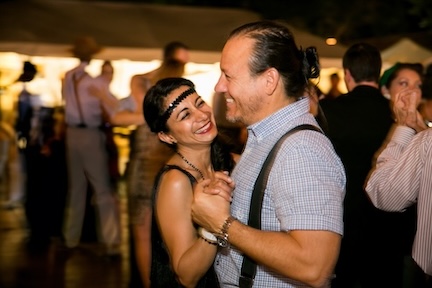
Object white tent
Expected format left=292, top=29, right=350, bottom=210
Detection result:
left=0, top=0, right=346, bottom=110
left=0, top=0, right=347, bottom=64
left=381, top=38, right=432, bottom=65
left=0, top=0, right=264, bottom=64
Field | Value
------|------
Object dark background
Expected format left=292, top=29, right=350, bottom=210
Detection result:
left=2, top=0, right=431, bottom=50
left=90, top=0, right=432, bottom=49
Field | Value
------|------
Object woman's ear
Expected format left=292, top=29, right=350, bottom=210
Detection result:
left=158, top=131, right=177, bottom=145
left=381, top=86, right=391, bottom=99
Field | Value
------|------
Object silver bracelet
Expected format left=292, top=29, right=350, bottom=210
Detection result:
left=216, top=216, right=237, bottom=248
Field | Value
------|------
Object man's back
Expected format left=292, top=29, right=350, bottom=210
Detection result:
left=63, top=65, right=104, bottom=128
left=321, top=86, right=392, bottom=189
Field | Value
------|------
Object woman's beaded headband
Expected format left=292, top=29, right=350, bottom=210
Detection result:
left=158, top=87, right=195, bottom=126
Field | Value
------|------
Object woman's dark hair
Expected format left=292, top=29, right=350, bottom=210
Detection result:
left=228, top=21, right=320, bottom=100
left=144, top=77, right=194, bottom=133
left=211, top=135, right=235, bottom=172
left=380, top=62, right=424, bottom=89
left=423, top=63, right=432, bottom=100
left=143, top=77, right=235, bottom=172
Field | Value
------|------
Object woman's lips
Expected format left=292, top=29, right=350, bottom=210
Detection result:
left=196, top=122, right=212, bottom=134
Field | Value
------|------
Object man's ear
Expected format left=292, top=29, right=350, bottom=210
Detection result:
left=343, top=68, right=355, bottom=91
left=158, top=131, right=177, bottom=145
left=264, top=68, right=279, bottom=95
left=343, top=69, right=351, bottom=82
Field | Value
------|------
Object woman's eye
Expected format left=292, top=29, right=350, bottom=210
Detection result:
left=399, top=81, right=408, bottom=87
left=178, top=112, right=189, bottom=121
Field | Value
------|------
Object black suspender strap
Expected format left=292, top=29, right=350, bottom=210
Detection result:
left=72, top=72, right=87, bottom=127
left=239, top=124, right=322, bottom=288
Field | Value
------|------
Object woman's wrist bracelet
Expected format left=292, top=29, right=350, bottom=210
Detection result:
left=197, top=227, right=218, bottom=245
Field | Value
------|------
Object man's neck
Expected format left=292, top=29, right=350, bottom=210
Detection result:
left=349, top=81, right=378, bottom=91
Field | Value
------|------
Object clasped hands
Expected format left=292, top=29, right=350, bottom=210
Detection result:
left=393, top=87, right=427, bottom=133
left=191, top=171, right=235, bottom=234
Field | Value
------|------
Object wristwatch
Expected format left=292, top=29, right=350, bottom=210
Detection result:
left=216, top=216, right=237, bottom=248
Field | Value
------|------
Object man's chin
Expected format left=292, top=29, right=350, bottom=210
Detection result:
left=226, top=115, right=242, bottom=124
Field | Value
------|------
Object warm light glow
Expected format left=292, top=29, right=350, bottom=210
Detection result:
left=0, top=52, right=221, bottom=111
left=326, top=37, right=338, bottom=46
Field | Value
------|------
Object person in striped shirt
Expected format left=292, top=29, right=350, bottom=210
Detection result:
left=366, top=84, right=431, bottom=287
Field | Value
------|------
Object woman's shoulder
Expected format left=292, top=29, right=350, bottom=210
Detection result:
left=153, top=166, right=196, bottom=214
left=157, top=165, right=196, bottom=186
left=131, top=74, right=151, bottom=85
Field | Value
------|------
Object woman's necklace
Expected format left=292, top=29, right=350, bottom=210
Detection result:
left=176, top=151, right=205, bottom=180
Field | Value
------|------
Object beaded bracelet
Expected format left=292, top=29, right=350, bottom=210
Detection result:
left=197, top=227, right=218, bottom=245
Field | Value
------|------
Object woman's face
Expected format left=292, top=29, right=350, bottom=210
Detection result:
left=163, top=86, right=217, bottom=147
left=101, top=63, right=114, bottom=82
left=386, top=68, right=422, bottom=105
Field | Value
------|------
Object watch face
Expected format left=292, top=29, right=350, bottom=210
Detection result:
left=217, top=237, right=228, bottom=248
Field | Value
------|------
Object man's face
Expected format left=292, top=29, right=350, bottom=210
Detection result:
left=215, top=36, right=264, bottom=126
left=101, top=63, right=114, bottom=82
left=174, top=48, right=190, bottom=64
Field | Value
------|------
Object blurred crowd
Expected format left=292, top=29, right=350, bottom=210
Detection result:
left=0, top=27, right=432, bottom=288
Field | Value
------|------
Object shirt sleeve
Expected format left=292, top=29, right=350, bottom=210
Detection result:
left=365, top=126, right=420, bottom=211
left=94, top=78, right=120, bottom=118
left=119, top=95, right=137, bottom=112
left=274, top=131, right=346, bottom=235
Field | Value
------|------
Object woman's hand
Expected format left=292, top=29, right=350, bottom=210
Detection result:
left=191, top=171, right=234, bottom=233
left=197, top=171, right=235, bottom=202
left=393, top=88, right=427, bottom=133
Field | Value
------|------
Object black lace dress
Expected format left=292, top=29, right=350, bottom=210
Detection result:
left=150, top=165, right=220, bottom=288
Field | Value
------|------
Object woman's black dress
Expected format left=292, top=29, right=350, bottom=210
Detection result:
left=150, top=165, right=219, bottom=288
